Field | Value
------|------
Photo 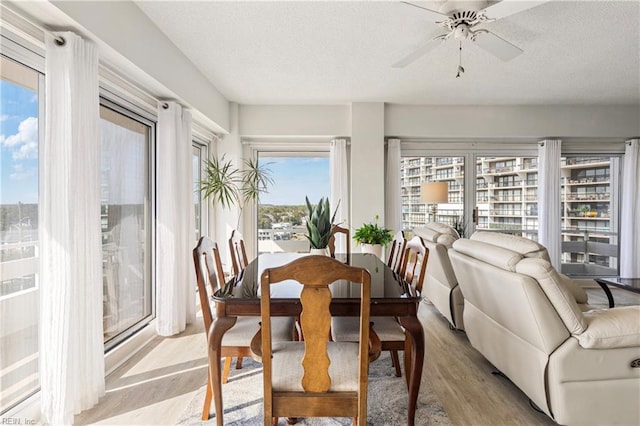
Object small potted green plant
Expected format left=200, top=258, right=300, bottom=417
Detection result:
left=353, top=215, right=393, bottom=259
left=304, top=196, right=338, bottom=255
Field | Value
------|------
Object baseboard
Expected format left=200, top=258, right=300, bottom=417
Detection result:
left=105, top=322, right=157, bottom=375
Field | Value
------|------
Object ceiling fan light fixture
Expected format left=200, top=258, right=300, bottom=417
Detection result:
left=454, top=24, right=470, bottom=40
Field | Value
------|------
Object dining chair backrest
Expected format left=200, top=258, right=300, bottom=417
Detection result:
left=193, top=236, right=226, bottom=332
left=400, top=236, right=429, bottom=293
left=229, top=229, right=249, bottom=276
left=328, top=224, right=350, bottom=258
left=260, top=255, right=371, bottom=424
left=387, top=230, right=407, bottom=274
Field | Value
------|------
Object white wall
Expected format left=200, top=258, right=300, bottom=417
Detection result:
left=350, top=103, right=386, bottom=232
left=215, top=103, right=243, bottom=273
left=239, top=105, right=351, bottom=138
left=385, top=105, right=640, bottom=139
left=48, top=0, right=230, bottom=133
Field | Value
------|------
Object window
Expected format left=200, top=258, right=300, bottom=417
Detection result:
left=401, top=156, right=465, bottom=232
left=475, top=156, right=538, bottom=238
left=257, top=154, right=330, bottom=255
left=400, top=149, right=621, bottom=277
left=192, top=141, right=207, bottom=240
left=561, top=156, right=620, bottom=276
left=0, top=55, right=42, bottom=413
left=100, top=102, right=153, bottom=347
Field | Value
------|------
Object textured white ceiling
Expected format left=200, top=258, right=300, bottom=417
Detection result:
left=135, top=0, right=640, bottom=105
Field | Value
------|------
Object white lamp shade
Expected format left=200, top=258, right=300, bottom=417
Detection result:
left=420, top=182, right=448, bottom=204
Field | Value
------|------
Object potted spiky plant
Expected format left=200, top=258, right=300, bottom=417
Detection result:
left=304, top=196, right=338, bottom=255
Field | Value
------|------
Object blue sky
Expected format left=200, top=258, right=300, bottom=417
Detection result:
left=259, top=157, right=329, bottom=205
left=0, top=80, right=39, bottom=205
left=0, top=79, right=328, bottom=207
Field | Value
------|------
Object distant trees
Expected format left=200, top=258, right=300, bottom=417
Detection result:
left=258, top=204, right=308, bottom=229
left=0, top=203, right=38, bottom=232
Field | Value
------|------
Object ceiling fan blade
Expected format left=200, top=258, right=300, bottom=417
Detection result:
left=393, top=35, right=446, bottom=68
left=483, top=0, right=551, bottom=20
left=401, top=1, right=449, bottom=23
left=473, top=30, right=523, bottom=61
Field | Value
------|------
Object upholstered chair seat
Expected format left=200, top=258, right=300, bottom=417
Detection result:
left=332, top=316, right=405, bottom=342
left=271, top=341, right=360, bottom=392
left=331, top=236, right=428, bottom=377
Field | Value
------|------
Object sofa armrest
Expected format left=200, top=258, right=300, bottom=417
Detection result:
left=575, top=306, right=640, bottom=349
left=559, top=273, right=589, bottom=304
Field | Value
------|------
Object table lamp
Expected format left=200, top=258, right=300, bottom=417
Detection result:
left=420, top=182, right=448, bottom=222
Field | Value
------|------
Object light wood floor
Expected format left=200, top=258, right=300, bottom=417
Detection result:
left=75, top=287, right=640, bottom=425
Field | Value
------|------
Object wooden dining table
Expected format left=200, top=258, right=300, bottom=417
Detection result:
left=207, top=252, right=425, bottom=426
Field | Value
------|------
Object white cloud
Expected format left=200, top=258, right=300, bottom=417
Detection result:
left=13, top=141, right=38, bottom=160
left=10, top=165, right=36, bottom=180
left=1, top=116, right=37, bottom=148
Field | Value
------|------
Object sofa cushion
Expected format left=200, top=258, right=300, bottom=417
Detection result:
left=515, top=258, right=586, bottom=334
left=452, top=239, right=523, bottom=272
left=471, top=231, right=550, bottom=261
left=577, top=306, right=640, bottom=349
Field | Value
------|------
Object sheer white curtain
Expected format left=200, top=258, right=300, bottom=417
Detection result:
left=40, top=31, right=104, bottom=425
left=620, top=139, right=639, bottom=278
left=330, top=139, right=349, bottom=253
left=538, top=139, right=562, bottom=269
left=156, top=102, right=196, bottom=336
left=385, top=139, right=402, bottom=232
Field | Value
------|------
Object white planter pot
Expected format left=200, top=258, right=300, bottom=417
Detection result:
left=360, top=243, right=383, bottom=260
left=310, top=248, right=329, bottom=256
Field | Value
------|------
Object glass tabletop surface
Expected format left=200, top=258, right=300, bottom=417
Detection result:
left=216, top=253, right=416, bottom=301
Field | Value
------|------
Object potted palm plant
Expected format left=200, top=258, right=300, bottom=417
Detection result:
left=353, top=215, right=393, bottom=259
left=199, top=155, right=273, bottom=229
left=304, top=196, right=338, bottom=255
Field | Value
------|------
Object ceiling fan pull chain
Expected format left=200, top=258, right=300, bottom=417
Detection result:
left=456, top=41, right=465, bottom=78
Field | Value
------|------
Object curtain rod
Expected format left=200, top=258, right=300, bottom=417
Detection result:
left=1, top=4, right=66, bottom=46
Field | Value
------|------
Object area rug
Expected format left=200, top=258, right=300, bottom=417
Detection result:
left=177, top=352, right=450, bottom=426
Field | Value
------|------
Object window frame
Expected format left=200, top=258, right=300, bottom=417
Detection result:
left=248, top=142, right=330, bottom=258
left=192, top=137, right=209, bottom=240
left=0, top=25, right=46, bottom=416
left=99, top=95, right=157, bottom=352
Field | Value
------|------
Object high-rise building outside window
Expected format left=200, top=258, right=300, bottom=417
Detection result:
left=400, top=154, right=620, bottom=276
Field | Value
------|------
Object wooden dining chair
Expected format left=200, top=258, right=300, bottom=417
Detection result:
left=228, top=229, right=249, bottom=276
left=332, top=235, right=429, bottom=378
left=387, top=230, right=407, bottom=274
left=399, top=235, right=430, bottom=293
left=193, top=236, right=295, bottom=420
left=255, top=256, right=371, bottom=426
left=328, top=224, right=350, bottom=259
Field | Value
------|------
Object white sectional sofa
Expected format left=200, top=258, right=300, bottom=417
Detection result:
left=449, top=233, right=640, bottom=425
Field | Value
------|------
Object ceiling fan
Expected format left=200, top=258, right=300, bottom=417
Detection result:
left=393, top=0, right=550, bottom=70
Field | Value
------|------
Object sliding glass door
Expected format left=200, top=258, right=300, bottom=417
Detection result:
left=100, top=102, right=153, bottom=346
left=474, top=156, right=539, bottom=241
